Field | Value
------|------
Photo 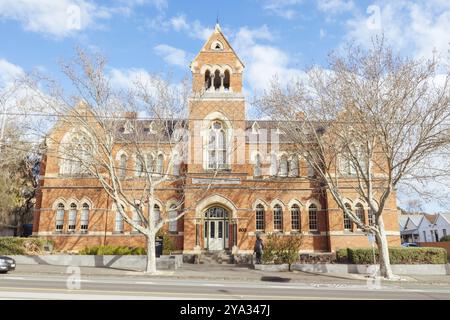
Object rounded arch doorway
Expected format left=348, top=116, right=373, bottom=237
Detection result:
left=204, top=206, right=230, bottom=251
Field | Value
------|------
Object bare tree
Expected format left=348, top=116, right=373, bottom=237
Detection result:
left=257, top=39, right=450, bottom=279
left=25, top=49, right=222, bottom=273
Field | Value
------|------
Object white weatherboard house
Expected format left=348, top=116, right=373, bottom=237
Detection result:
left=400, top=213, right=450, bottom=243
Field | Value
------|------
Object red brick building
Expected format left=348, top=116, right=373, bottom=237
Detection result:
left=33, top=24, right=400, bottom=257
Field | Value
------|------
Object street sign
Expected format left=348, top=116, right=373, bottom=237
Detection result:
left=367, top=233, right=376, bottom=243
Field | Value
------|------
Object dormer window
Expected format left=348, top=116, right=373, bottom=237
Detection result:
left=123, top=120, right=133, bottom=134
left=251, top=122, right=260, bottom=134
left=211, top=40, right=223, bottom=51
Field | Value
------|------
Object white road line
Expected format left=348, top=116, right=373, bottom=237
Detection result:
left=201, top=283, right=225, bottom=287
left=135, top=281, right=156, bottom=285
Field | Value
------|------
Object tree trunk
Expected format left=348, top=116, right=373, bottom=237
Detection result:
left=375, top=214, right=395, bottom=279
left=145, top=233, right=157, bottom=274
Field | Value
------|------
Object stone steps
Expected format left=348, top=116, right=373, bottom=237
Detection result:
left=199, top=251, right=234, bottom=265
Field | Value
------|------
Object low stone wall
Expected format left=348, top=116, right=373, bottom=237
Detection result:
left=10, top=255, right=183, bottom=271
left=254, top=263, right=450, bottom=275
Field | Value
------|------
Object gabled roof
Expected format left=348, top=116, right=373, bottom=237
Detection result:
left=190, top=23, right=245, bottom=71
left=438, top=213, right=450, bottom=224
left=399, top=216, right=409, bottom=229
left=424, top=213, right=438, bottom=224
left=404, top=215, right=423, bottom=229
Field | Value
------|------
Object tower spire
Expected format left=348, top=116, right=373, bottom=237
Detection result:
left=215, top=12, right=221, bottom=32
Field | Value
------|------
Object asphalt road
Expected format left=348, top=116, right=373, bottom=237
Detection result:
left=1, top=273, right=450, bottom=300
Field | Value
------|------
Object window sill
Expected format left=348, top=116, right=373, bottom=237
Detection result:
left=112, top=231, right=124, bottom=234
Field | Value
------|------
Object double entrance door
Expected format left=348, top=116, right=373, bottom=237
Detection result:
left=204, top=207, right=229, bottom=251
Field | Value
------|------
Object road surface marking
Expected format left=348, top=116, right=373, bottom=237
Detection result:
left=0, top=286, right=371, bottom=300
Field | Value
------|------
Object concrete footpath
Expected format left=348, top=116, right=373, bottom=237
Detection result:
left=9, top=263, right=450, bottom=287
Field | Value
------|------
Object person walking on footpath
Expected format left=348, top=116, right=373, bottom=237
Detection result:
left=254, top=233, right=264, bottom=264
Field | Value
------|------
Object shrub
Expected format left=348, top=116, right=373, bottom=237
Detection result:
left=156, top=230, right=176, bottom=255
left=440, top=235, right=450, bottom=242
left=261, top=233, right=303, bottom=268
left=79, top=245, right=146, bottom=255
left=341, top=247, right=447, bottom=264
left=261, top=235, right=277, bottom=264
left=335, top=248, right=349, bottom=263
left=0, top=237, right=46, bottom=255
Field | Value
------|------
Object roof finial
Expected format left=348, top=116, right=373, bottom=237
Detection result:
left=214, top=13, right=221, bottom=33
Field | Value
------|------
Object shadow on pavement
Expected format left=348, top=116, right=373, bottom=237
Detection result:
left=260, top=276, right=291, bottom=283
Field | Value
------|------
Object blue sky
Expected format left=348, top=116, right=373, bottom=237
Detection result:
left=1, top=0, right=448, bottom=98
left=0, top=0, right=449, bottom=212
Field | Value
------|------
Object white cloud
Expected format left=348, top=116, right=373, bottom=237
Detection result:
left=232, top=25, right=305, bottom=93
left=170, top=15, right=189, bottom=31
left=0, top=58, right=56, bottom=140
left=0, top=0, right=165, bottom=38
left=0, top=59, right=25, bottom=87
left=317, top=0, right=354, bottom=14
left=263, top=0, right=303, bottom=19
left=109, top=68, right=156, bottom=90
left=0, top=0, right=111, bottom=38
left=154, top=44, right=189, bottom=67
left=147, top=14, right=213, bottom=40
left=118, top=0, right=168, bottom=11
left=344, top=1, right=450, bottom=59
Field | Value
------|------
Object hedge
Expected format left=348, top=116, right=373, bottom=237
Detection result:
left=79, top=245, right=146, bottom=255
left=336, top=247, right=447, bottom=264
left=440, top=235, right=450, bottom=242
left=0, top=237, right=49, bottom=255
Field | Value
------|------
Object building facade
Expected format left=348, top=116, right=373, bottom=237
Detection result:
left=33, top=24, right=401, bottom=256
left=400, top=213, right=450, bottom=243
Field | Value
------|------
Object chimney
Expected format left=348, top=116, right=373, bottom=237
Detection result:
left=295, top=111, right=306, bottom=120
left=124, top=111, right=137, bottom=119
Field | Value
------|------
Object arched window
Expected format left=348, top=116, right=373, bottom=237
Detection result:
left=254, top=154, right=262, bottom=177
left=213, top=70, right=221, bottom=90
left=343, top=203, right=352, bottom=230
left=270, top=154, right=278, bottom=176
left=119, top=154, right=127, bottom=177
left=289, top=156, right=299, bottom=177
left=291, top=204, right=300, bottom=231
left=156, top=154, right=164, bottom=174
left=59, top=131, right=93, bottom=176
left=208, top=121, right=227, bottom=170
left=56, top=203, right=65, bottom=231
left=205, top=70, right=211, bottom=90
left=308, top=204, right=318, bottom=231
left=279, top=155, right=288, bottom=177
left=172, top=153, right=180, bottom=176
left=368, top=209, right=375, bottom=226
left=132, top=204, right=142, bottom=230
left=115, top=205, right=124, bottom=233
left=224, top=70, right=230, bottom=90
left=307, top=162, right=315, bottom=177
left=146, top=154, right=154, bottom=174
left=135, top=156, right=144, bottom=177
left=68, top=203, right=77, bottom=232
left=153, top=204, right=161, bottom=226
left=169, top=205, right=178, bottom=233
left=355, top=203, right=365, bottom=227
left=273, top=204, right=283, bottom=231
left=80, top=203, right=89, bottom=232
left=255, top=204, right=265, bottom=231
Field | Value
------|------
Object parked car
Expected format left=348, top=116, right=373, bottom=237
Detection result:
left=0, top=256, right=16, bottom=273
left=401, top=242, right=418, bottom=247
